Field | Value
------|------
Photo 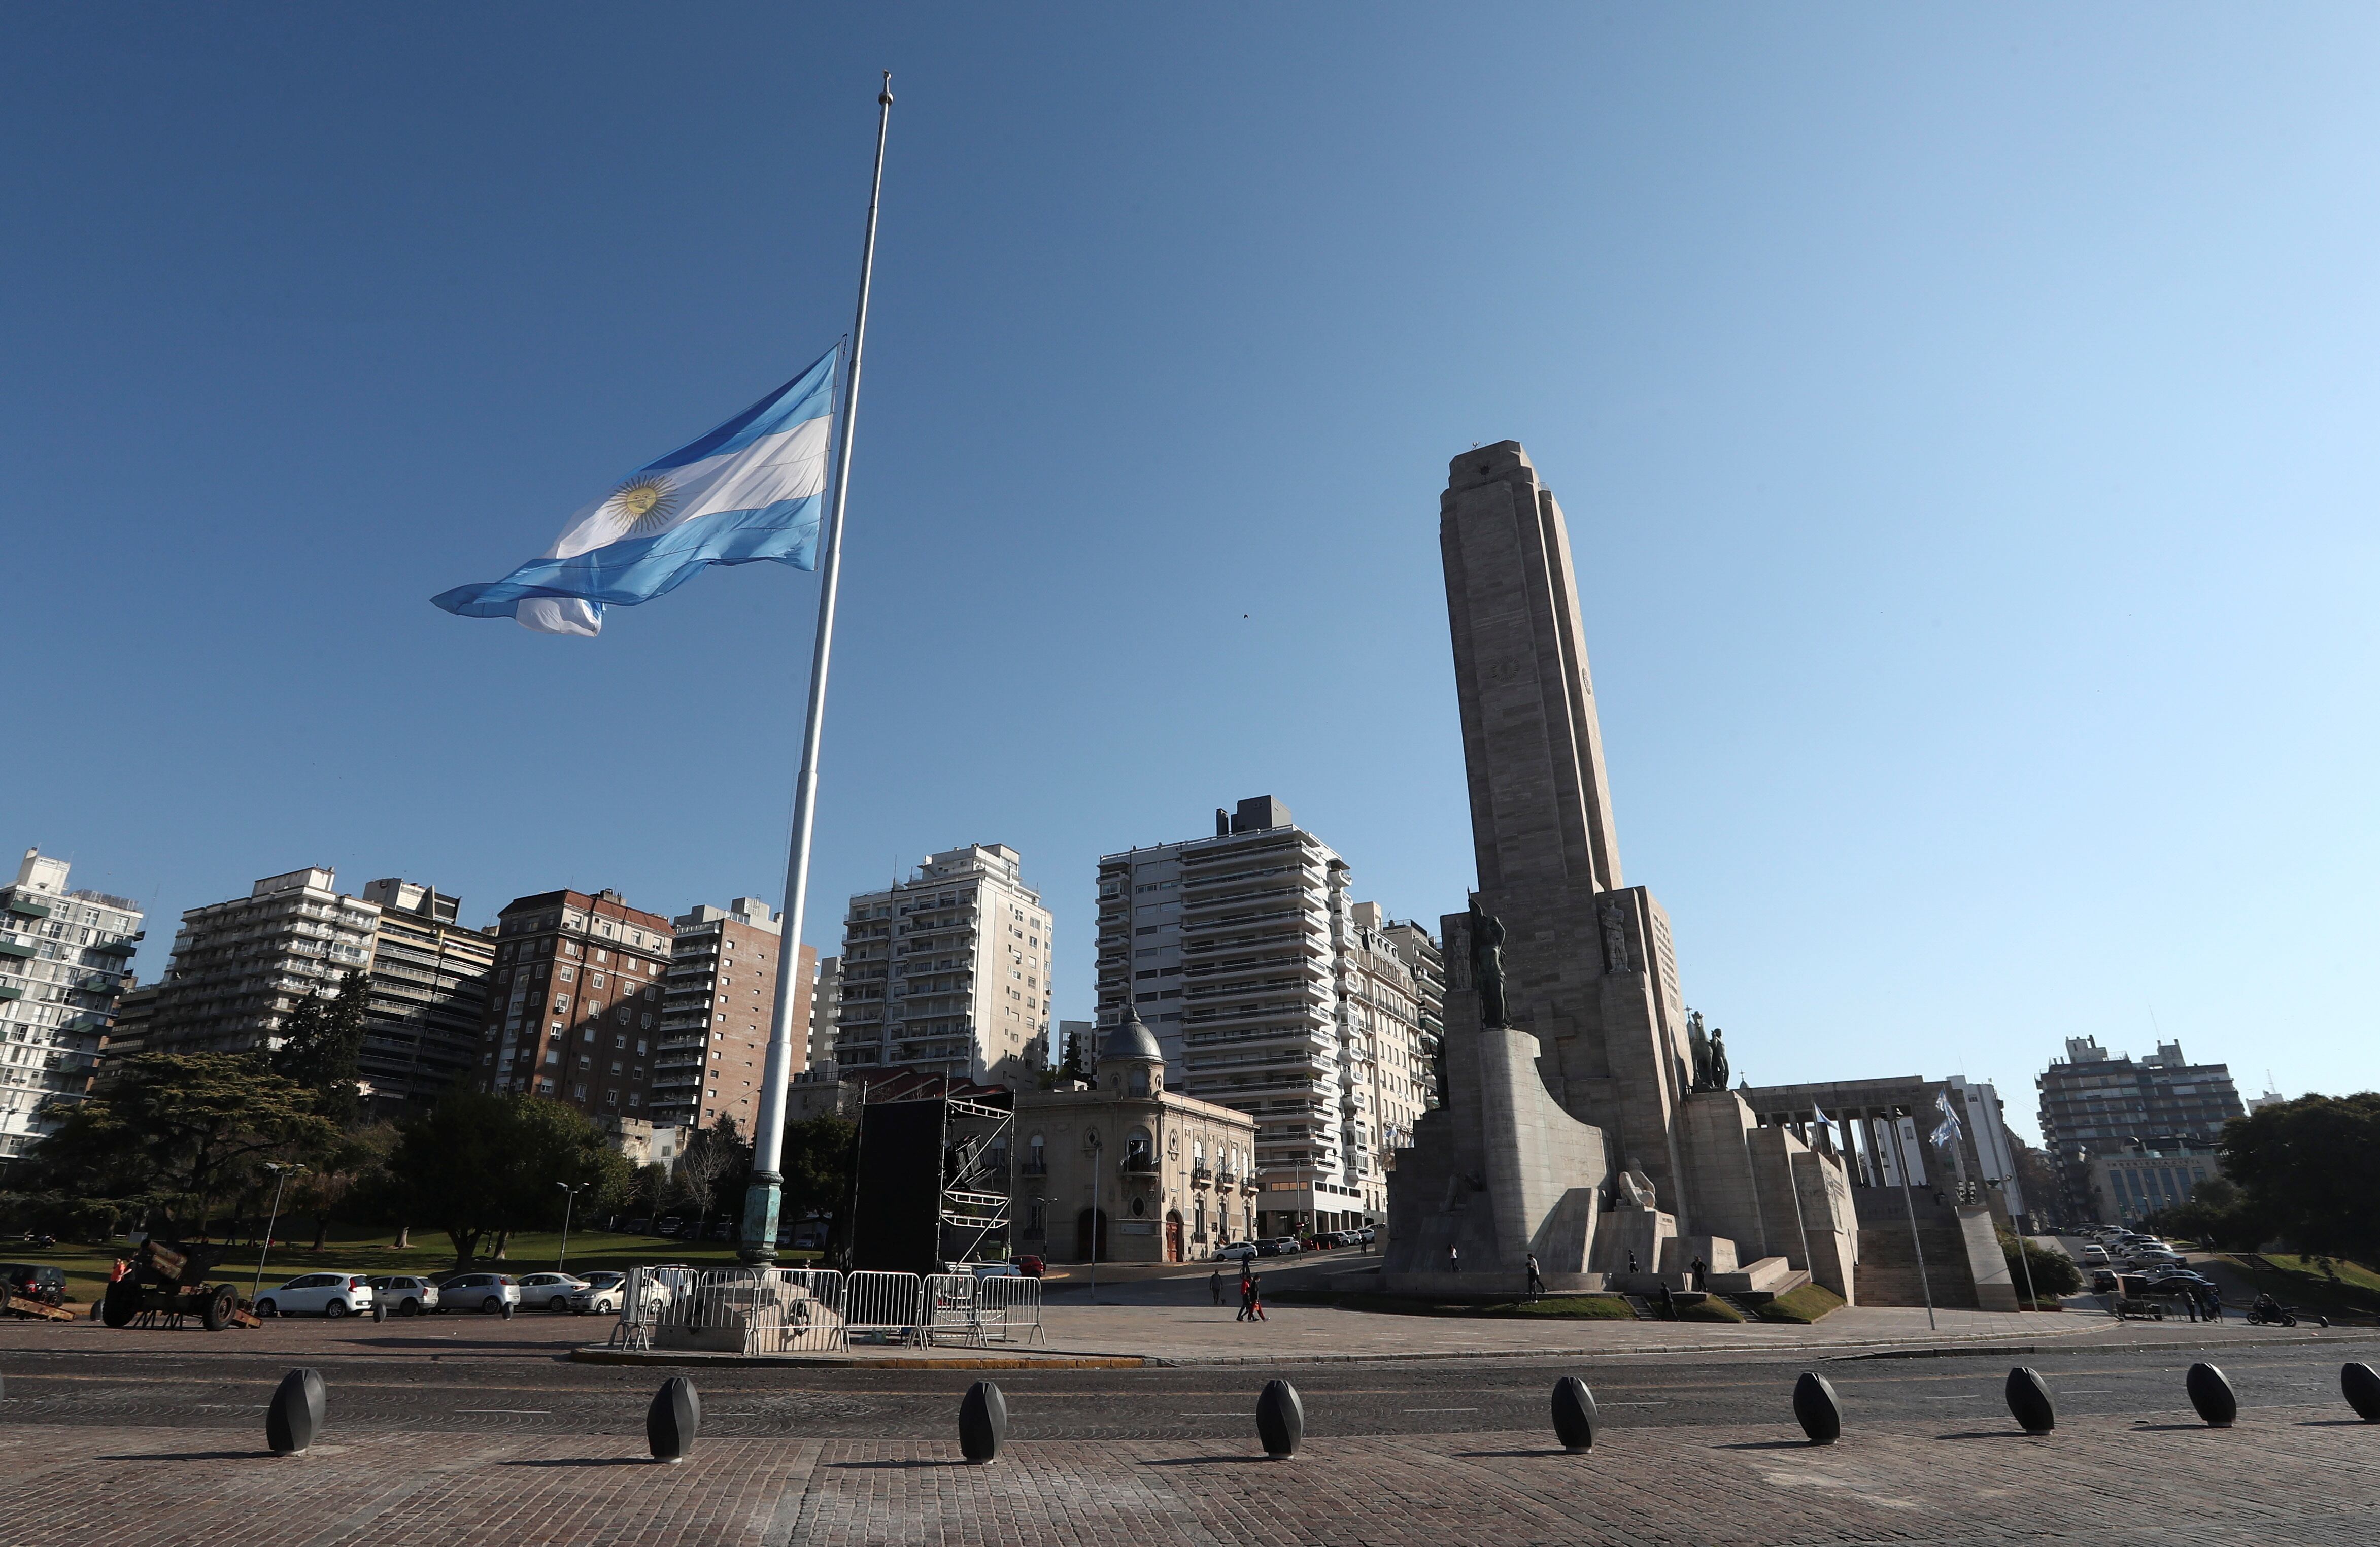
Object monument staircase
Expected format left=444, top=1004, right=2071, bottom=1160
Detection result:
left=1851, top=1191, right=1983, bottom=1309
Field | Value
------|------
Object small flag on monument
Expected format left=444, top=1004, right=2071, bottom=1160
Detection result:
left=432, top=343, right=840, bottom=636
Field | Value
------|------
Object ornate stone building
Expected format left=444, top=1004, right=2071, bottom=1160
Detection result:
left=1012, top=1005, right=1259, bottom=1263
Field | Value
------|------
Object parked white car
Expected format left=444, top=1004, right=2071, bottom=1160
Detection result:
left=369, top=1274, right=441, bottom=1315
left=514, top=1271, right=587, bottom=1311
left=438, top=1272, right=522, bottom=1314
left=1214, top=1241, right=1260, bottom=1261
left=256, top=1272, right=376, bottom=1319
left=566, top=1271, right=672, bottom=1315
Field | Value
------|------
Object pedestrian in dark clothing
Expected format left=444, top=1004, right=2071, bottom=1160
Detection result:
left=1449, top=1243, right=1460, bottom=1274
left=1526, top=1252, right=1546, bottom=1297
left=1657, top=1282, right=1676, bottom=1320
left=1690, top=1256, right=1708, bottom=1291
left=1247, top=1270, right=1267, bottom=1321
left=1209, top=1268, right=1224, bottom=1306
left=1626, top=1250, right=1640, bottom=1276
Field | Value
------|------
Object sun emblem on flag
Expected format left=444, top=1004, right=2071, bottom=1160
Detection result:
left=604, top=474, right=682, bottom=539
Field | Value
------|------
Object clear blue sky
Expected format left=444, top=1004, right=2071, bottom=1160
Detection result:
left=8, top=6, right=2375, bottom=1140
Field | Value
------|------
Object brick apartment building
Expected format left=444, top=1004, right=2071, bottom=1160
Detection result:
left=653, top=896, right=817, bottom=1135
left=482, top=888, right=673, bottom=1126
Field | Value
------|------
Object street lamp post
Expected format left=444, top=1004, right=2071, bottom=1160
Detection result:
left=1084, top=1129, right=1103, bottom=1305
left=555, top=1182, right=588, bottom=1271
left=252, top=1162, right=307, bottom=1301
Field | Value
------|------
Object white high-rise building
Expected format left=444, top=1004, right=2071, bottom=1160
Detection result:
left=804, top=955, right=841, bottom=1076
left=150, top=868, right=379, bottom=1056
left=830, top=845, right=1052, bottom=1084
left=0, top=849, right=144, bottom=1159
left=1094, top=796, right=1439, bottom=1236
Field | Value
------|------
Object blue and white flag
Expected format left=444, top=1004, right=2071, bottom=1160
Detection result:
left=1930, top=1089, right=1965, bottom=1152
left=433, top=344, right=840, bottom=636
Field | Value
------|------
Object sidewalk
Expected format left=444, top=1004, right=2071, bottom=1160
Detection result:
left=5, top=1401, right=2372, bottom=1545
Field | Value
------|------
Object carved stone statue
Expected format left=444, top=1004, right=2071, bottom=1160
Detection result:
left=1708, top=1027, right=1729, bottom=1092
left=1612, top=1161, right=1657, bottom=1210
left=1468, top=899, right=1508, bottom=1029
left=1686, top=1010, right=1713, bottom=1091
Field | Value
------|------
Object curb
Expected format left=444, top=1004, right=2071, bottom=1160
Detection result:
left=569, top=1345, right=1152, bottom=1370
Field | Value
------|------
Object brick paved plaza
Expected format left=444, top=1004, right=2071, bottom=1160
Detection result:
left=3, top=1323, right=2374, bottom=1544
left=4, top=1398, right=2374, bottom=1545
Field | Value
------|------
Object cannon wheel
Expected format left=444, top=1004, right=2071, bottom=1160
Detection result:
left=200, top=1284, right=237, bottom=1332
left=101, top=1288, right=135, bottom=1329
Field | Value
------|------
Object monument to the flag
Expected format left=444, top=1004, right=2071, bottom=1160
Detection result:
left=1383, top=442, right=1859, bottom=1301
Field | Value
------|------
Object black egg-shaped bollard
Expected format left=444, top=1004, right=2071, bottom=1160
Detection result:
left=2004, top=1366, right=2055, bottom=1434
left=1550, top=1375, right=1597, bottom=1453
left=958, top=1380, right=1007, bottom=1464
left=266, top=1367, right=326, bottom=1456
left=1792, top=1372, right=1842, bottom=1446
left=1255, top=1377, right=1304, bottom=1459
left=2342, top=1363, right=2380, bottom=1422
left=647, top=1376, right=702, bottom=1463
left=2186, top=1362, right=2237, bottom=1428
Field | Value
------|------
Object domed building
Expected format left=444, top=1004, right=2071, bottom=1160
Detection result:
left=1012, top=1003, right=1260, bottom=1263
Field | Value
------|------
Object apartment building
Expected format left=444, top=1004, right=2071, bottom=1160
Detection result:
left=1344, top=902, right=1443, bottom=1218
left=804, top=955, right=840, bottom=1076
left=0, top=849, right=144, bottom=1159
left=652, top=896, right=815, bottom=1134
left=150, top=867, right=378, bottom=1055
left=1094, top=795, right=1431, bottom=1237
left=831, top=845, right=1052, bottom=1084
left=481, top=888, right=673, bottom=1127
left=2036, top=1037, right=2245, bottom=1216
left=355, top=878, right=495, bottom=1114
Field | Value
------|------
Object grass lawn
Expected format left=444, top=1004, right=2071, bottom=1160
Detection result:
left=2219, top=1252, right=2380, bottom=1322
left=1755, top=1283, right=1845, bottom=1324
left=1, top=1225, right=815, bottom=1307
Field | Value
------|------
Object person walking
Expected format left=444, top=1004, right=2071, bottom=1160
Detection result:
left=1448, top=1243, right=1460, bottom=1275
left=1209, top=1266, right=1224, bottom=1307
left=1246, top=1269, right=1267, bottom=1322
left=1526, top=1252, right=1546, bottom=1297
left=1237, top=1267, right=1256, bottom=1322
left=1626, top=1249, right=1640, bottom=1276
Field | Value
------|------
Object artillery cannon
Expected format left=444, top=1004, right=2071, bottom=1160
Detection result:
left=100, top=1237, right=254, bottom=1330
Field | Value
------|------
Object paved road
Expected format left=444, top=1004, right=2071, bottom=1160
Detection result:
left=4, top=1327, right=2369, bottom=1441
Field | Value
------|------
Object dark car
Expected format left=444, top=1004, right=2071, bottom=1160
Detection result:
left=2091, top=1269, right=2119, bottom=1293
left=627, top=1217, right=652, bottom=1235
left=1, top=1263, right=67, bottom=1307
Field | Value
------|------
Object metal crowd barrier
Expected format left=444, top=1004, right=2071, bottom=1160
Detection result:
left=609, top=1265, right=847, bottom=1355
left=842, top=1269, right=926, bottom=1344
left=974, top=1273, right=1046, bottom=1344
left=602, top=1264, right=1038, bottom=1352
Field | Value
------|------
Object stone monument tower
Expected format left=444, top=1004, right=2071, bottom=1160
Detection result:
left=1385, top=443, right=1857, bottom=1301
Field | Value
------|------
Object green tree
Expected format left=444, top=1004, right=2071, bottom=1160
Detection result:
left=383, top=1091, right=633, bottom=1272
left=783, top=1113, right=857, bottom=1257
left=13, top=1053, right=337, bottom=1236
left=270, top=969, right=372, bottom=1123
left=2218, top=1094, right=2380, bottom=1262
left=1998, top=1226, right=2082, bottom=1298
left=674, top=1115, right=753, bottom=1239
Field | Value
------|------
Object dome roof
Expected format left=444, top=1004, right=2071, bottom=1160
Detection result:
left=1101, top=1003, right=1164, bottom=1065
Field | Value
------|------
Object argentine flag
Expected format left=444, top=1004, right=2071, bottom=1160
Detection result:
left=433, top=344, right=840, bottom=636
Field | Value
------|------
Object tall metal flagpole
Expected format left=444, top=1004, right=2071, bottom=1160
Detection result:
left=741, top=71, right=894, bottom=1267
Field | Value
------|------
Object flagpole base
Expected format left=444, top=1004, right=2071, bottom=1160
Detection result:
left=738, top=1174, right=784, bottom=1268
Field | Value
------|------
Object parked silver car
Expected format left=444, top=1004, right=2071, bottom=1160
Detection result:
left=438, top=1272, right=521, bottom=1314
left=566, top=1270, right=671, bottom=1315
left=368, top=1274, right=441, bottom=1315
left=514, top=1271, right=587, bottom=1311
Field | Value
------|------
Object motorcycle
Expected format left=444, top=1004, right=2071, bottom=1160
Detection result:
left=2246, top=1302, right=2330, bottom=1329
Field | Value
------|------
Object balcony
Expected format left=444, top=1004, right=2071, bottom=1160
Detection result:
left=1191, top=1164, right=1214, bottom=1188
left=0, top=939, right=32, bottom=959
left=6, top=897, right=51, bottom=919
left=1020, top=1158, right=1048, bottom=1176
left=1119, top=1150, right=1159, bottom=1176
